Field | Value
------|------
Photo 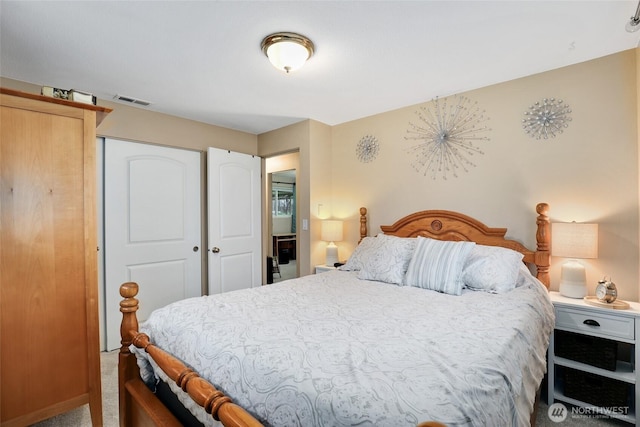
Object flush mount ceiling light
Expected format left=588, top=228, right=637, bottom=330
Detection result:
left=261, top=32, right=314, bottom=73
left=626, top=0, right=640, bottom=32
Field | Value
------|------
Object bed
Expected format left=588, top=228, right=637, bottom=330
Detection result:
left=118, top=203, right=553, bottom=427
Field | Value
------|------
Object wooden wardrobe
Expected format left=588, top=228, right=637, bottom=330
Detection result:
left=0, top=88, right=111, bottom=426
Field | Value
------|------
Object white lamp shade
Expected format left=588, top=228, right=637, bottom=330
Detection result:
left=266, top=41, right=310, bottom=73
left=551, top=222, right=598, bottom=259
left=552, top=222, right=598, bottom=298
left=321, top=220, right=343, bottom=243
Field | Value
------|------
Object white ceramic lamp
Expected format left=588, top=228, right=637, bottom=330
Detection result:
left=321, top=220, right=343, bottom=266
left=552, top=222, right=598, bottom=298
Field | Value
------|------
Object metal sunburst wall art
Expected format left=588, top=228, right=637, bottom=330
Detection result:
left=522, top=98, right=572, bottom=140
left=405, top=95, right=491, bottom=180
left=356, top=134, right=379, bottom=163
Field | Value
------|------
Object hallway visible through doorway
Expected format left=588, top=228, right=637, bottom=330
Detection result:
left=273, top=259, right=297, bottom=283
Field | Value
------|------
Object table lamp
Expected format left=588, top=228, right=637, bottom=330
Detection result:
left=321, top=220, right=343, bottom=266
left=552, top=222, right=598, bottom=298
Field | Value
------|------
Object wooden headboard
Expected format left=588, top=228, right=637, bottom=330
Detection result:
left=357, top=203, right=550, bottom=288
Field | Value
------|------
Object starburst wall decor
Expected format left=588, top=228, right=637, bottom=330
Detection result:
left=356, top=134, right=379, bottom=163
left=405, top=95, right=491, bottom=180
left=522, top=98, right=572, bottom=140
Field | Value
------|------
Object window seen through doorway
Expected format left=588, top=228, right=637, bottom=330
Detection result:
left=272, top=187, right=294, bottom=216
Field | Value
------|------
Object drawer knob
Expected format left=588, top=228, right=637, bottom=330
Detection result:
left=583, top=319, right=600, bottom=327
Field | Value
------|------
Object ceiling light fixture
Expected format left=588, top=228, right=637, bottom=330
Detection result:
left=626, top=1, right=640, bottom=32
left=261, top=32, right=314, bottom=74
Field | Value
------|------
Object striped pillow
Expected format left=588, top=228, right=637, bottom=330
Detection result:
left=404, top=237, right=475, bottom=295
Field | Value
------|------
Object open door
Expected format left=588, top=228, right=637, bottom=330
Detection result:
left=207, top=148, right=262, bottom=294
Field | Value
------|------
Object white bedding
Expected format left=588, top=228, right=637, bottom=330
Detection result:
left=133, top=267, right=554, bottom=427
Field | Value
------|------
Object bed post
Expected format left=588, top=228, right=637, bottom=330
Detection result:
left=119, top=282, right=141, bottom=427
left=535, top=203, right=550, bottom=288
left=118, top=282, right=264, bottom=427
left=359, top=207, right=367, bottom=243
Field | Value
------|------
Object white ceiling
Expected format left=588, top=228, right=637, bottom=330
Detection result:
left=1, top=1, right=639, bottom=135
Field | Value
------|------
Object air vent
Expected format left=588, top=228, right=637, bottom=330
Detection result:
left=113, top=94, right=151, bottom=106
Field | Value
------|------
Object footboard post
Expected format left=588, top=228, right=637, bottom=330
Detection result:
left=119, top=282, right=141, bottom=427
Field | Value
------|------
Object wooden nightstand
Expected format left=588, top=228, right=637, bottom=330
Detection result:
left=315, top=265, right=337, bottom=274
left=547, top=291, right=640, bottom=425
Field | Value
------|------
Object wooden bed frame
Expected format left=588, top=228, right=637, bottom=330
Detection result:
left=119, top=203, right=550, bottom=427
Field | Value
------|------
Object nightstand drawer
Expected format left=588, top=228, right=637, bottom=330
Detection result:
left=555, top=307, right=635, bottom=341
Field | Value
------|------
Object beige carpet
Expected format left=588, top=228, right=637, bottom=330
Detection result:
left=30, top=350, right=118, bottom=427
left=272, top=259, right=297, bottom=283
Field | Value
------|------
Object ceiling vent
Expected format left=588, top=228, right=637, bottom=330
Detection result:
left=113, top=94, right=151, bottom=106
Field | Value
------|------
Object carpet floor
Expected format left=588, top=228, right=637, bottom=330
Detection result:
left=30, top=350, right=118, bottom=427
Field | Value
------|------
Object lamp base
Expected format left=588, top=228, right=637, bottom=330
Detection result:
left=559, top=281, right=587, bottom=299
left=325, top=242, right=338, bottom=266
left=559, top=260, right=587, bottom=298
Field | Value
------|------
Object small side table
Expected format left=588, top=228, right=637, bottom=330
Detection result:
left=547, top=291, right=640, bottom=425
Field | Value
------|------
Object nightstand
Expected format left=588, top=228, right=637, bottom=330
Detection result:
left=548, top=291, right=640, bottom=425
left=315, top=265, right=337, bottom=274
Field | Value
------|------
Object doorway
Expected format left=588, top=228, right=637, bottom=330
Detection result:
left=271, top=170, right=297, bottom=282
left=266, top=153, right=299, bottom=283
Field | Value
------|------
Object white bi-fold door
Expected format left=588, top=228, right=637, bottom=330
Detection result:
left=103, top=139, right=202, bottom=350
left=103, top=141, right=262, bottom=350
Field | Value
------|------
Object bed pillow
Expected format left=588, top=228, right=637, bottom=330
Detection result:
left=338, top=236, right=379, bottom=271
left=355, top=234, right=417, bottom=285
left=404, top=237, right=475, bottom=295
left=462, top=244, right=524, bottom=293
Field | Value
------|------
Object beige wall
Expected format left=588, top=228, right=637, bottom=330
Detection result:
left=5, top=49, right=640, bottom=300
left=258, top=120, right=333, bottom=274
left=331, top=49, right=639, bottom=301
left=637, top=47, right=640, bottom=300
left=0, top=77, right=258, bottom=154
left=259, top=122, right=312, bottom=275
left=308, top=120, right=334, bottom=268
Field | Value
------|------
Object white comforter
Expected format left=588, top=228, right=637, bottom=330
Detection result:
left=133, top=268, right=554, bottom=427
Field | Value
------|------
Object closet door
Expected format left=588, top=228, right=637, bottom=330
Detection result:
left=104, top=138, right=202, bottom=351
left=0, top=90, right=105, bottom=426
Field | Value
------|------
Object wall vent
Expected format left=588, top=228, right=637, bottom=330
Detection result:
left=113, top=94, right=151, bottom=106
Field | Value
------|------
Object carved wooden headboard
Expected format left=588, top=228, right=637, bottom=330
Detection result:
left=357, top=203, right=550, bottom=288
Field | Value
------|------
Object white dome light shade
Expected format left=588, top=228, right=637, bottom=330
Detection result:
left=261, top=32, right=314, bottom=74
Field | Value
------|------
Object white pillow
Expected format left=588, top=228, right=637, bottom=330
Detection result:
left=355, top=234, right=417, bottom=285
left=338, top=236, right=378, bottom=271
left=404, top=237, right=475, bottom=295
left=462, top=244, right=524, bottom=293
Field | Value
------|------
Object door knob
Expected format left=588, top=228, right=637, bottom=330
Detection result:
left=193, top=246, right=199, bottom=252
left=211, top=247, right=221, bottom=253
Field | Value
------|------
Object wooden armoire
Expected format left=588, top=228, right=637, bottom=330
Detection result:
left=0, top=88, right=111, bottom=426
